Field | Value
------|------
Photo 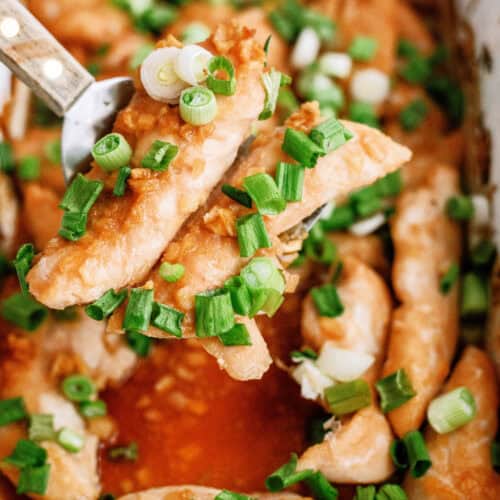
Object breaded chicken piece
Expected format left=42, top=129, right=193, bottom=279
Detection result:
left=395, top=0, right=435, bottom=54
left=382, top=164, right=461, bottom=438
left=168, top=3, right=290, bottom=73
left=298, top=256, right=394, bottom=483
left=107, top=103, right=410, bottom=381
left=119, top=485, right=308, bottom=500
left=0, top=171, right=18, bottom=258
left=0, top=312, right=136, bottom=498
left=404, top=347, right=500, bottom=499
left=27, top=25, right=267, bottom=310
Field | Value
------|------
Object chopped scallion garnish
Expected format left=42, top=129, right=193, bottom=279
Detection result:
left=224, top=276, right=252, bottom=316
left=276, top=162, right=305, bottom=202
left=355, top=485, right=376, bottom=500
left=282, top=128, right=324, bottom=168
left=17, top=464, right=51, bottom=495
left=470, top=240, right=497, bottom=268
left=206, top=56, right=236, bottom=96
left=92, top=133, right=132, bottom=172
left=215, top=490, right=253, bottom=500
left=375, top=369, right=416, bottom=413
left=259, top=69, right=282, bottom=120
left=324, top=379, right=371, bottom=416
left=243, top=173, right=286, bottom=215
left=85, top=289, right=127, bottom=321
left=439, top=263, right=459, bottom=295
left=1, top=292, right=48, bottom=331
left=400, top=55, right=431, bottom=84
left=348, top=36, right=378, bottom=61
left=461, top=272, right=489, bottom=318
left=44, top=139, right=61, bottom=164
left=349, top=101, right=380, bottom=128
left=18, top=156, right=40, bottom=181
left=265, top=453, right=312, bottom=491
left=195, top=289, right=234, bottom=338
left=79, top=400, right=107, bottom=418
left=375, top=484, right=407, bottom=500
left=141, top=140, right=178, bottom=171
left=0, top=142, right=15, bottom=172
left=400, top=99, right=428, bottom=131
left=219, top=323, right=252, bottom=346
left=322, top=205, right=355, bottom=231
left=151, top=302, right=184, bottom=338
left=56, top=427, right=85, bottom=453
left=221, top=184, right=252, bottom=208
left=126, top=330, right=151, bottom=357
left=108, top=442, right=138, bottom=461
left=13, top=243, right=34, bottom=295
left=123, top=288, right=154, bottom=332
left=0, top=397, right=28, bottom=426
left=61, top=374, right=96, bottom=403
left=427, top=386, right=476, bottom=434
left=291, top=348, right=317, bottom=362
left=311, top=284, right=344, bottom=317
left=28, top=414, right=55, bottom=442
left=375, top=170, right=403, bottom=197
left=59, top=211, right=88, bottom=241
left=402, top=430, right=432, bottom=477
left=236, top=213, right=272, bottom=258
left=4, top=439, right=47, bottom=468
left=113, top=166, right=131, bottom=196
left=305, top=470, right=339, bottom=500
left=180, top=87, right=217, bottom=126
left=309, top=118, right=353, bottom=153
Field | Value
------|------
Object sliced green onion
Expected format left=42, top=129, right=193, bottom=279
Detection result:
left=113, top=166, right=131, bottom=196
left=268, top=10, right=297, bottom=42
left=180, top=87, right=217, bottom=126
left=304, top=226, right=336, bottom=265
left=402, top=430, right=432, bottom=477
left=195, top=289, right=234, bottom=338
left=265, top=453, right=312, bottom=491
left=307, top=415, right=329, bottom=445
left=277, top=87, right=299, bottom=121
left=355, top=486, right=376, bottom=500
left=85, top=289, right=127, bottom=321
left=305, top=471, right=338, bottom=500
left=0, top=397, right=28, bottom=426
left=322, top=205, right=355, bottom=231
left=123, top=288, right=154, bottom=332
left=151, top=302, right=184, bottom=338
left=0, top=252, right=10, bottom=280
left=17, top=464, right=51, bottom=495
left=59, top=211, right=89, bottom=241
left=259, top=69, right=282, bottom=120
left=427, top=386, right=476, bottom=434
left=79, top=400, right=107, bottom=418
left=129, top=43, right=154, bottom=70
left=348, top=36, right=378, bottom=61
left=324, top=379, right=371, bottom=416
left=446, top=195, right=473, bottom=221
left=390, top=439, right=408, bottom=470
left=291, top=348, right=318, bottom=362
left=224, top=276, right=252, bottom=316
left=126, top=330, right=151, bottom=357
left=236, top=213, right=272, bottom=258
left=87, top=62, right=101, bottom=77
left=158, top=262, right=185, bottom=283
left=92, top=133, right=132, bottom=172
left=349, top=101, right=380, bottom=128
left=309, top=118, right=353, bottom=153
left=276, top=162, right=305, bottom=202
left=426, top=76, right=464, bottom=127
left=0, top=142, right=15, bottom=172
left=311, top=284, right=344, bottom=317
left=243, top=173, right=286, bottom=215
left=375, top=170, right=403, bottom=197
left=13, top=243, right=34, bottom=295
left=439, top=263, right=459, bottom=295
left=28, top=414, right=55, bottom=442
left=375, top=484, right=407, bottom=500
left=44, top=139, right=61, bottom=164
left=300, top=9, right=335, bottom=43
left=215, top=490, right=253, bottom=500
left=397, top=39, right=419, bottom=58
left=400, top=55, right=431, bottom=84
left=182, top=22, right=211, bottom=44
left=491, top=441, right=500, bottom=472
left=400, top=99, right=428, bottom=131
left=375, top=369, right=416, bottom=413
left=56, top=427, right=84, bottom=453
left=461, top=272, right=489, bottom=317
left=1, top=292, right=48, bottom=331
left=59, top=174, right=104, bottom=214
left=18, top=156, right=40, bottom=181
left=219, top=323, right=252, bottom=346
left=207, top=56, right=236, bottom=96
left=61, top=375, right=96, bottom=402
left=282, top=128, right=324, bottom=168
left=248, top=288, right=284, bottom=317
left=141, top=140, right=178, bottom=171
left=136, top=5, right=177, bottom=35
left=240, top=257, right=285, bottom=293
left=221, top=184, right=252, bottom=208
left=4, top=439, right=47, bottom=467
left=470, top=240, right=497, bottom=268
left=108, top=442, right=138, bottom=461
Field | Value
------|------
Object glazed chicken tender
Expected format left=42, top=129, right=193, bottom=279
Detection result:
left=0, top=312, right=136, bottom=499
left=382, top=164, right=461, bottom=438
left=404, top=347, right=500, bottom=499
left=27, top=25, right=267, bottom=310
left=298, top=256, right=394, bottom=483
left=108, top=103, right=410, bottom=381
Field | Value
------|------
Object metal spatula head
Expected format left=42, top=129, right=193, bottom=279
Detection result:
left=61, top=78, right=135, bottom=182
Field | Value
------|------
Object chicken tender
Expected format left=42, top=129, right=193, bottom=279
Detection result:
left=107, top=103, right=410, bottom=381
left=404, top=346, right=500, bottom=499
left=382, top=164, right=461, bottom=438
left=0, top=311, right=136, bottom=498
left=298, top=256, right=394, bottom=483
left=119, top=485, right=307, bottom=500
left=27, top=25, right=267, bottom=310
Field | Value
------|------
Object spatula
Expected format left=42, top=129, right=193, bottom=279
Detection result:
left=0, top=0, right=135, bottom=182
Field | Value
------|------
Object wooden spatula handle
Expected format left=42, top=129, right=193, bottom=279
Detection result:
left=0, top=0, right=94, bottom=116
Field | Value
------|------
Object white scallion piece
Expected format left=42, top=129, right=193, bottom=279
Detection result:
left=350, top=68, right=390, bottom=104
left=128, top=0, right=153, bottom=16
left=470, top=194, right=490, bottom=228
left=319, top=52, right=353, bottom=79
left=349, top=212, right=386, bottom=236
left=291, top=28, right=321, bottom=70
left=292, top=359, right=334, bottom=401
left=174, top=45, right=213, bottom=86
left=141, top=47, right=188, bottom=103
left=316, top=342, right=375, bottom=382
